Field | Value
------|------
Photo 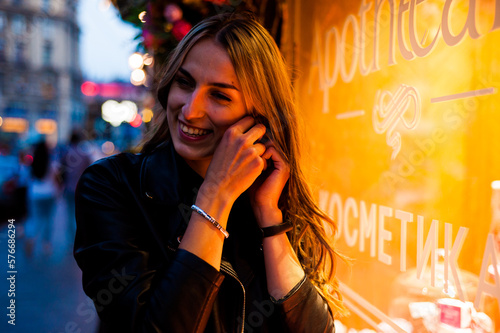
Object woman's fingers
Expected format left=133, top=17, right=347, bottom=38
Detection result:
left=245, top=123, right=267, bottom=144
left=262, top=146, right=289, bottom=174
left=253, top=143, right=267, bottom=156
left=225, top=116, right=255, bottom=135
left=250, top=144, right=290, bottom=225
left=224, top=116, right=266, bottom=146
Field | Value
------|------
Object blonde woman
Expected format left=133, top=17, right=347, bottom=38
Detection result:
left=74, top=12, right=345, bottom=332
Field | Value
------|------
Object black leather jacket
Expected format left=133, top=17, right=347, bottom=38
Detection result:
left=74, top=141, right=335, bottom=332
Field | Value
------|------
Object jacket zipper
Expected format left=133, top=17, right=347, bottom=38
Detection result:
left=220, top=261, right=246, bottom=333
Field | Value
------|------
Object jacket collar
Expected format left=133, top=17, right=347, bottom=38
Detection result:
left=140, top=141, right=204, bottom=205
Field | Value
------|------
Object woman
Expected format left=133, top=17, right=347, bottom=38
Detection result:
left=26, top=138, right=59, bottom=256
left=74, top=12, right=345, bottom=332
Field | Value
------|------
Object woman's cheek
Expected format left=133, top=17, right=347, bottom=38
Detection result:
left=212, top=106, right=247, bottom=128
left=167, top=88, right=186, bottom=111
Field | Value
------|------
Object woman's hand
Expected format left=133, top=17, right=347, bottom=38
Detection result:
left=182, top=116, right=266, bottom=269
left=199, top=116, right=267, bottom=206
left=250, top=145, right=302, bottom=302
left=249, top=144, right=290, bottom=227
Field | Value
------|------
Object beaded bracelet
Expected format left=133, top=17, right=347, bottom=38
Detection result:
left=191, top=204, right=229, bottom=239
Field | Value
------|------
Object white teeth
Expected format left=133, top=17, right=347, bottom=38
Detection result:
left=181, top=123, right=209, bottom=136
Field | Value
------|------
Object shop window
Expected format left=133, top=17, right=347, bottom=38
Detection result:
left=288, top=0, right=500, bottom=331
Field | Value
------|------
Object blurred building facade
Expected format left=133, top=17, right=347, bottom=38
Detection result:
left=0, top=0, right=83, bottom=151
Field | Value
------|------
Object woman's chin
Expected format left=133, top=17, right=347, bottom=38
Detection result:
left=173, top=141, right=213, bottom=164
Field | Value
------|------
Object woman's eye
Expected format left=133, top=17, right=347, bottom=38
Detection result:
left=213, top=92, right=231, bottom=102
left=175, top=77, right=192, bottom=88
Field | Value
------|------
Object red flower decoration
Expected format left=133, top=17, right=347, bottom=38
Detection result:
left=172, top=20, right=192, bottom=41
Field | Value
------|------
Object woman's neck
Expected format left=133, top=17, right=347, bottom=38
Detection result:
left=183, top=158, right=211, bottom=178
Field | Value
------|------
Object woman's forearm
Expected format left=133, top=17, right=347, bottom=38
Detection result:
left=257, top=209, right=305, bottom=300
left=178, top=185, right=233, bottom=270
left=262, top=233, right=305, bottom=299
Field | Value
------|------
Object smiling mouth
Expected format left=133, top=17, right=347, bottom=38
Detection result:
left=180, top=122, right=212, bottom=136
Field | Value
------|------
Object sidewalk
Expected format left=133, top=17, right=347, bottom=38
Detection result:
left=0, top=197, right=99, bottom=333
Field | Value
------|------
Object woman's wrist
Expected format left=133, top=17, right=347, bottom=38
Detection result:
left=199, top=179, right=237, bottom=203
left=254, top=207, right=283, bottom=228
left=195, top=184, right=234, bottom=227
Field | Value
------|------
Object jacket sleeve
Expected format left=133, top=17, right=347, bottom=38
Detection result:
left=277, top=276, right=336, bottom=333
left=73, top=159, right=225, bottom=332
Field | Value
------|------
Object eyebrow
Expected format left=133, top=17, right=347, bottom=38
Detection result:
left=178, top=67, right=240, bottom=91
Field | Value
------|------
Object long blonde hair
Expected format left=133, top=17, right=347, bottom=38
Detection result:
left=142, top=12, right=347, bottom=317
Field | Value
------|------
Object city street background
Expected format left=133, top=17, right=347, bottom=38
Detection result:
left=0, top=0, right=140, bottom=332
left=0, top=196, right=100, bottom=332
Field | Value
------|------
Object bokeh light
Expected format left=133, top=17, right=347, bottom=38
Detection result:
left=139, top=11, right=146, bottom=23
left=1, top=117, right=28, bottom=133
left=128, top=53, right=144, bottom=70
left=141, top=108, right=154, bottom=123
left=143, top=53, right=154, bottom=66
left=101, top=141, right=115, bottom=155
left=129, top=114, right=143, bottom=128
left=130, top=69, right=146, bottom=86
left=35, top=119, right=57, bottom=135
left=101, top=100, right=138, bottom=127
left=81, top=81, right=99, bottom=96
left=23, top=154, right=33, bottom=165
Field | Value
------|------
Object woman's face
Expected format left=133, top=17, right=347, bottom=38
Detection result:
left=166, top=38, right=248, bottom=175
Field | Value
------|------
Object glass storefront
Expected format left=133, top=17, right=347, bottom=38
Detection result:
left=286, top=0, right=500, bottom=331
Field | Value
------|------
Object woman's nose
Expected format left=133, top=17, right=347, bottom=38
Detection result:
left=182, top=89, right=206, bottom=120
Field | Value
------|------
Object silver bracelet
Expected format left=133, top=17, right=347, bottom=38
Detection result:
left=191, top=204, right=229, bottom=239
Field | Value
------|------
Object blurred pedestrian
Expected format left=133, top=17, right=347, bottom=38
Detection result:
left=60, top=129, right=92, bottom=246
left=25, top=137, right=60, bottom=257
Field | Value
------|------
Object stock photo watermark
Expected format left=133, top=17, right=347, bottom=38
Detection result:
left=5, top=219, right=16, bottom=326
left=380, top=77, right=496, bottom=191
left=48, top=267, right=135, bottom=333
left=237, top=298, right=275, bottom=332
